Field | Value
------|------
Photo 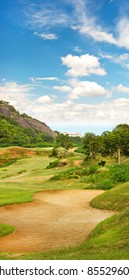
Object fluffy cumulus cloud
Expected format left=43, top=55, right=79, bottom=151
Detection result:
left=53, top=79, right=109, bottom=99
left=69, top=81, right=109, bottom=99
left=114, top=84, right=129, bottom=94
left=61, top=54, right=106, bottom=77
left=0, top=82, right=33, bottom=109
left=0, top=82, right=32, bottom=93
left=1, top=80, right=129, bottom=130
left=36, top=95, right=55, bottom=104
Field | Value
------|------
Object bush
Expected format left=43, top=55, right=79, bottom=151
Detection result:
left=88, top=165, right=98, bottom=174
left=75, top=168, right=89, bottom=176
left=50, top=174, right=61, bottom=181
left=58, top=160, right=68, bottom=167
left=110, top=164, right=129, bottom=183
left=68, top=174, right=79, bottom=179
left=47, top=160, right=59, bottom=169
left=96, top=167, right=109, bottom=174
left=17, top=169, right=26, bottom=174
left=95, top=178, right=114, bottom=190
left=74, top=147, right=85, bottom=154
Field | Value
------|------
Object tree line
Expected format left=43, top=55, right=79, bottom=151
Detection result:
left=83, top=124, right=129, bottom=164
left=1, top=110, right=129, bottom=163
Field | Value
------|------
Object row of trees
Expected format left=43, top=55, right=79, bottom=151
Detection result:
left=83, top=124, right=129, bottom=164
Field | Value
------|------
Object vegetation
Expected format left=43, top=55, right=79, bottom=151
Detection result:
left=0, top=115, right=55, bottom=147
left=1, top=104, right=129, bottom=259
left=83, top=124, right=129, bottom=164
left=0, top=224, right=15, bottom=237
left=0, top=146, right=129, bottom=259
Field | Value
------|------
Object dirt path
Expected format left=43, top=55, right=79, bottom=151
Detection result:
left=0, top=190, right=114, bottom=253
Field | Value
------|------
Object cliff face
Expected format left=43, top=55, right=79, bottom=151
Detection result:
left=0, top=101, right=56, bottom=138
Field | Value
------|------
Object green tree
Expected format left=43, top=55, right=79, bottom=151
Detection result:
left=83, top=132, right=99, bottom=159
left=101, top=124, right=129, bottom=164
left=55, top=133, right=72, bottom=150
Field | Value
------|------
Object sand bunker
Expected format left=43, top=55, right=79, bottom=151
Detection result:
left=0, top=190, right=114, bottom=253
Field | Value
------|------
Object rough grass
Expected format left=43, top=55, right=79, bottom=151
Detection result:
left=90, top=182, right=129, bottom=211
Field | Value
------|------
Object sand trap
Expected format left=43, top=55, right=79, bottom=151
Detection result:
left=0, top=190, right=114, bottom=253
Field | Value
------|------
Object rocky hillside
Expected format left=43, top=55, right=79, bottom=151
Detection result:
left=0, top=100, right=56, bottom=138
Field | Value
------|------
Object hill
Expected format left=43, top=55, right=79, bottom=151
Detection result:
left=0, top=100, right=56, bottom=147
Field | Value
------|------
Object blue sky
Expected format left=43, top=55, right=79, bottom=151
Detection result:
left=1, top=0, right=129, bottom=135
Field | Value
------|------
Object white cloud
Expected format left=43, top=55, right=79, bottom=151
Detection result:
left=1, top=81, right=129, bottom=130
left=73, top=46, right=82, bottom=53
left=100, top=52, right=129, bottom=70
left=69, top=0, right=117, bottom=45
left=80, top=25, right=117, bottom=45
left=22, top=0, right=129, bottom=50
left=53, top=79, right=109, bottom=99
left=61, top=54, right=106, bottom=77
left=34, top=32, right=58, bottom=40
left=119, top=53, right=129, bottom=61
left=0, top=82, right=32, bottom=109
left=23, top=0, right=117, bottom=47
left=114, top=84, right=129, bottom=94
left=99, top=53, right=113, bottom=59
left=32, top=98, right=129, bottom=127
left=69, top=81, right=109, bottom=99
left=30, top=77, right=59, bottom=82
left=53, top=85, right=72, bottom=92
left=0, top=82, right=32, bottom=93
left=24, top=4, right=73, bottom=30
left=36, top=95, right=55, bottom=104
left=116, top=18, right=129, bottom=49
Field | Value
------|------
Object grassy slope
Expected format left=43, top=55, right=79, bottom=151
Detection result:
left=0, top=224, right=14, bottom=237
left=0, top=147, right=129, bottom=259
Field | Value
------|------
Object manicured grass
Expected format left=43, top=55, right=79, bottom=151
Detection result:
left=0, top=224, right=14, bottom=237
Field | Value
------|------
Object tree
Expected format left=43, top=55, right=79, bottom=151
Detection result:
left=101, top=124, right=129, bottom=164
left=83, top=132, right=99, bottom=159
left=55, top=133, right=72, bottom=150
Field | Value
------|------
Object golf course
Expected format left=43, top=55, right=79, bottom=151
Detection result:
left=0, top=146, right=129, bottom=260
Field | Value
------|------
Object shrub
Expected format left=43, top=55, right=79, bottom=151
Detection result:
left=96, top=167, right=109, bottom=173
left=88, top=165, right=98, bottom=174
left=58, top=160, right=68, bottom=167
left=74, top=147, right=85, bottom=154
left=110, top=164, right=129, bottom=183
left=75, top=168, right=89, bottom=176
left=95, top=178, right=114, bottom=190
left=17, top=169, right=26, bottom=174
left=47, top=160, right=59, bottom=169
left=68, top=174, right=79, bottom=179
left=50, top=174, right=61, bottom=181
